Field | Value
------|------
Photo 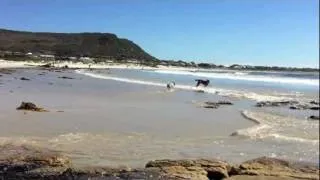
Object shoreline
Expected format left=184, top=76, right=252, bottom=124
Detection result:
left=2, top=59, right=318, bottom=74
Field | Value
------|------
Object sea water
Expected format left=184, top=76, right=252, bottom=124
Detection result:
left=0, top=68, right=318, bottom=167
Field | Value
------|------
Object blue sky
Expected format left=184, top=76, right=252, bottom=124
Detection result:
left=0, top=0, right=318, bottom=67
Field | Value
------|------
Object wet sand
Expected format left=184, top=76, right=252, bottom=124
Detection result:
left=0, top=68, right=318, bottom=167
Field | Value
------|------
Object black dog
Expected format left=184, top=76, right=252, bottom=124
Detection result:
left=195, top=79, right=210, bottom=87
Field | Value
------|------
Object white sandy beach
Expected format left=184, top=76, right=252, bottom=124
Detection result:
left=0, top=59, right=199, bottom=71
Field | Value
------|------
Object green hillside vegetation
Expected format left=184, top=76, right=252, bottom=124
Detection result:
left=0, top=29, right=157, bottom=62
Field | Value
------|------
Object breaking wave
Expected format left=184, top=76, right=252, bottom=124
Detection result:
left=76, top=69, right=301, bottom=102
left=153, top=70, right=319, bottom=86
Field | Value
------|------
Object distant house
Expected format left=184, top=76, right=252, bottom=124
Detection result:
left=40, top=54, right=54, bottom=58
left=2, top=51, right=12, bottom=55
left=229, top=64, right=245, bottom=69
left=198, top=63, right=213, bottom=69
left=68, top=57, right=77, bottom=61
left=247, top=65, right=254, bottom=69
left=160, top=61, right=169, bottom=66
left=127, top=60, right=138, bottom=64
left=190, top=62, right=197, bottom=67
left=39, top=54, right=55, bottom=61
left=79, top=57, right=94, bottom=64
left=13, top=52, right=24, bottom=56
left=177, top=61, right=188, bottom=67
left=25, top=52, right=40, bottom=59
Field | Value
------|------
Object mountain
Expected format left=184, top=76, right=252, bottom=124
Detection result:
left=0, top=29, right=157, bottom=61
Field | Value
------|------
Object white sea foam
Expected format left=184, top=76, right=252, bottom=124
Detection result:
left=234, top=72, right=249, bottom=75
left=76, top=69, right=299, bottom=102
left=0, top=136, right=43, bottom=146
left=153, top=70, right=319, bottom=86
left=269, top=134, right=319, bottom=145
left=232, top=111, right=319, bottom=145
left=48, top=133, right=91, bottom=144
left=231, top=124, right=271, bottom=138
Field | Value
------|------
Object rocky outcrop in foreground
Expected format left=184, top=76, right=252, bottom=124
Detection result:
left=0, top=144, right=318, bottom=180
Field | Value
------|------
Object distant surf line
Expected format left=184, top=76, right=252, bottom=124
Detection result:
left=152, top=70, right=319, bottom=86
left=76, top=69, right=300, bottom=102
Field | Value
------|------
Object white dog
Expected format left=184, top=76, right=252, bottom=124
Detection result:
left=166, top=81, right=175, bottom=90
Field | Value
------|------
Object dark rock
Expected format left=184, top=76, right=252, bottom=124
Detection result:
left=205, top=102, right=218, bottom=106
left=158, top=166, right=208, bottom=180
left=48, top=166, right=164, bottom=180
left=0, top=144, right=71, bottom=180
left=0, top=144, right=70, bottom=171
left=289, top=106, right=299, bottom=110
left=256, top=101, right=271, bottom=107
left=290, top=104, right=320, bottom=111
left=289, top=104, right=309, bottom=110
left=59, top=76, right=74, bottom=79
left=0, top=151, right=319, bottom=180
left=16, top=102, right=48, bottom=112
left=229, top=156, right=319, bottom=180
left=256, top=101, right=299, bottom=107
left=310, top=100, right=319, bottom=105
left=48, top=82, right=54, bottom=85
left=40, top=63, right=53, bottom=68
left=20, top=77, right=30, bottom=81
left=146, top=159, right=195, bottom=168
left=195, top=90, right=205, bottom=93
left=146, top=159, right=231, bottom=180
left=309, top=115, right=319, bottom=120
left=203, top=104, right=220, bottom=109
left=309, top=106, right=320, bottom=110
left=0, top=146, right=164, bottom=180
left=217, top=101, right=233, bottom=105
left=202, top=101, right=233, bottom=109
left=277, top=100, right=299, bottom=105
left=225, top=175, right=304, bottom=180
